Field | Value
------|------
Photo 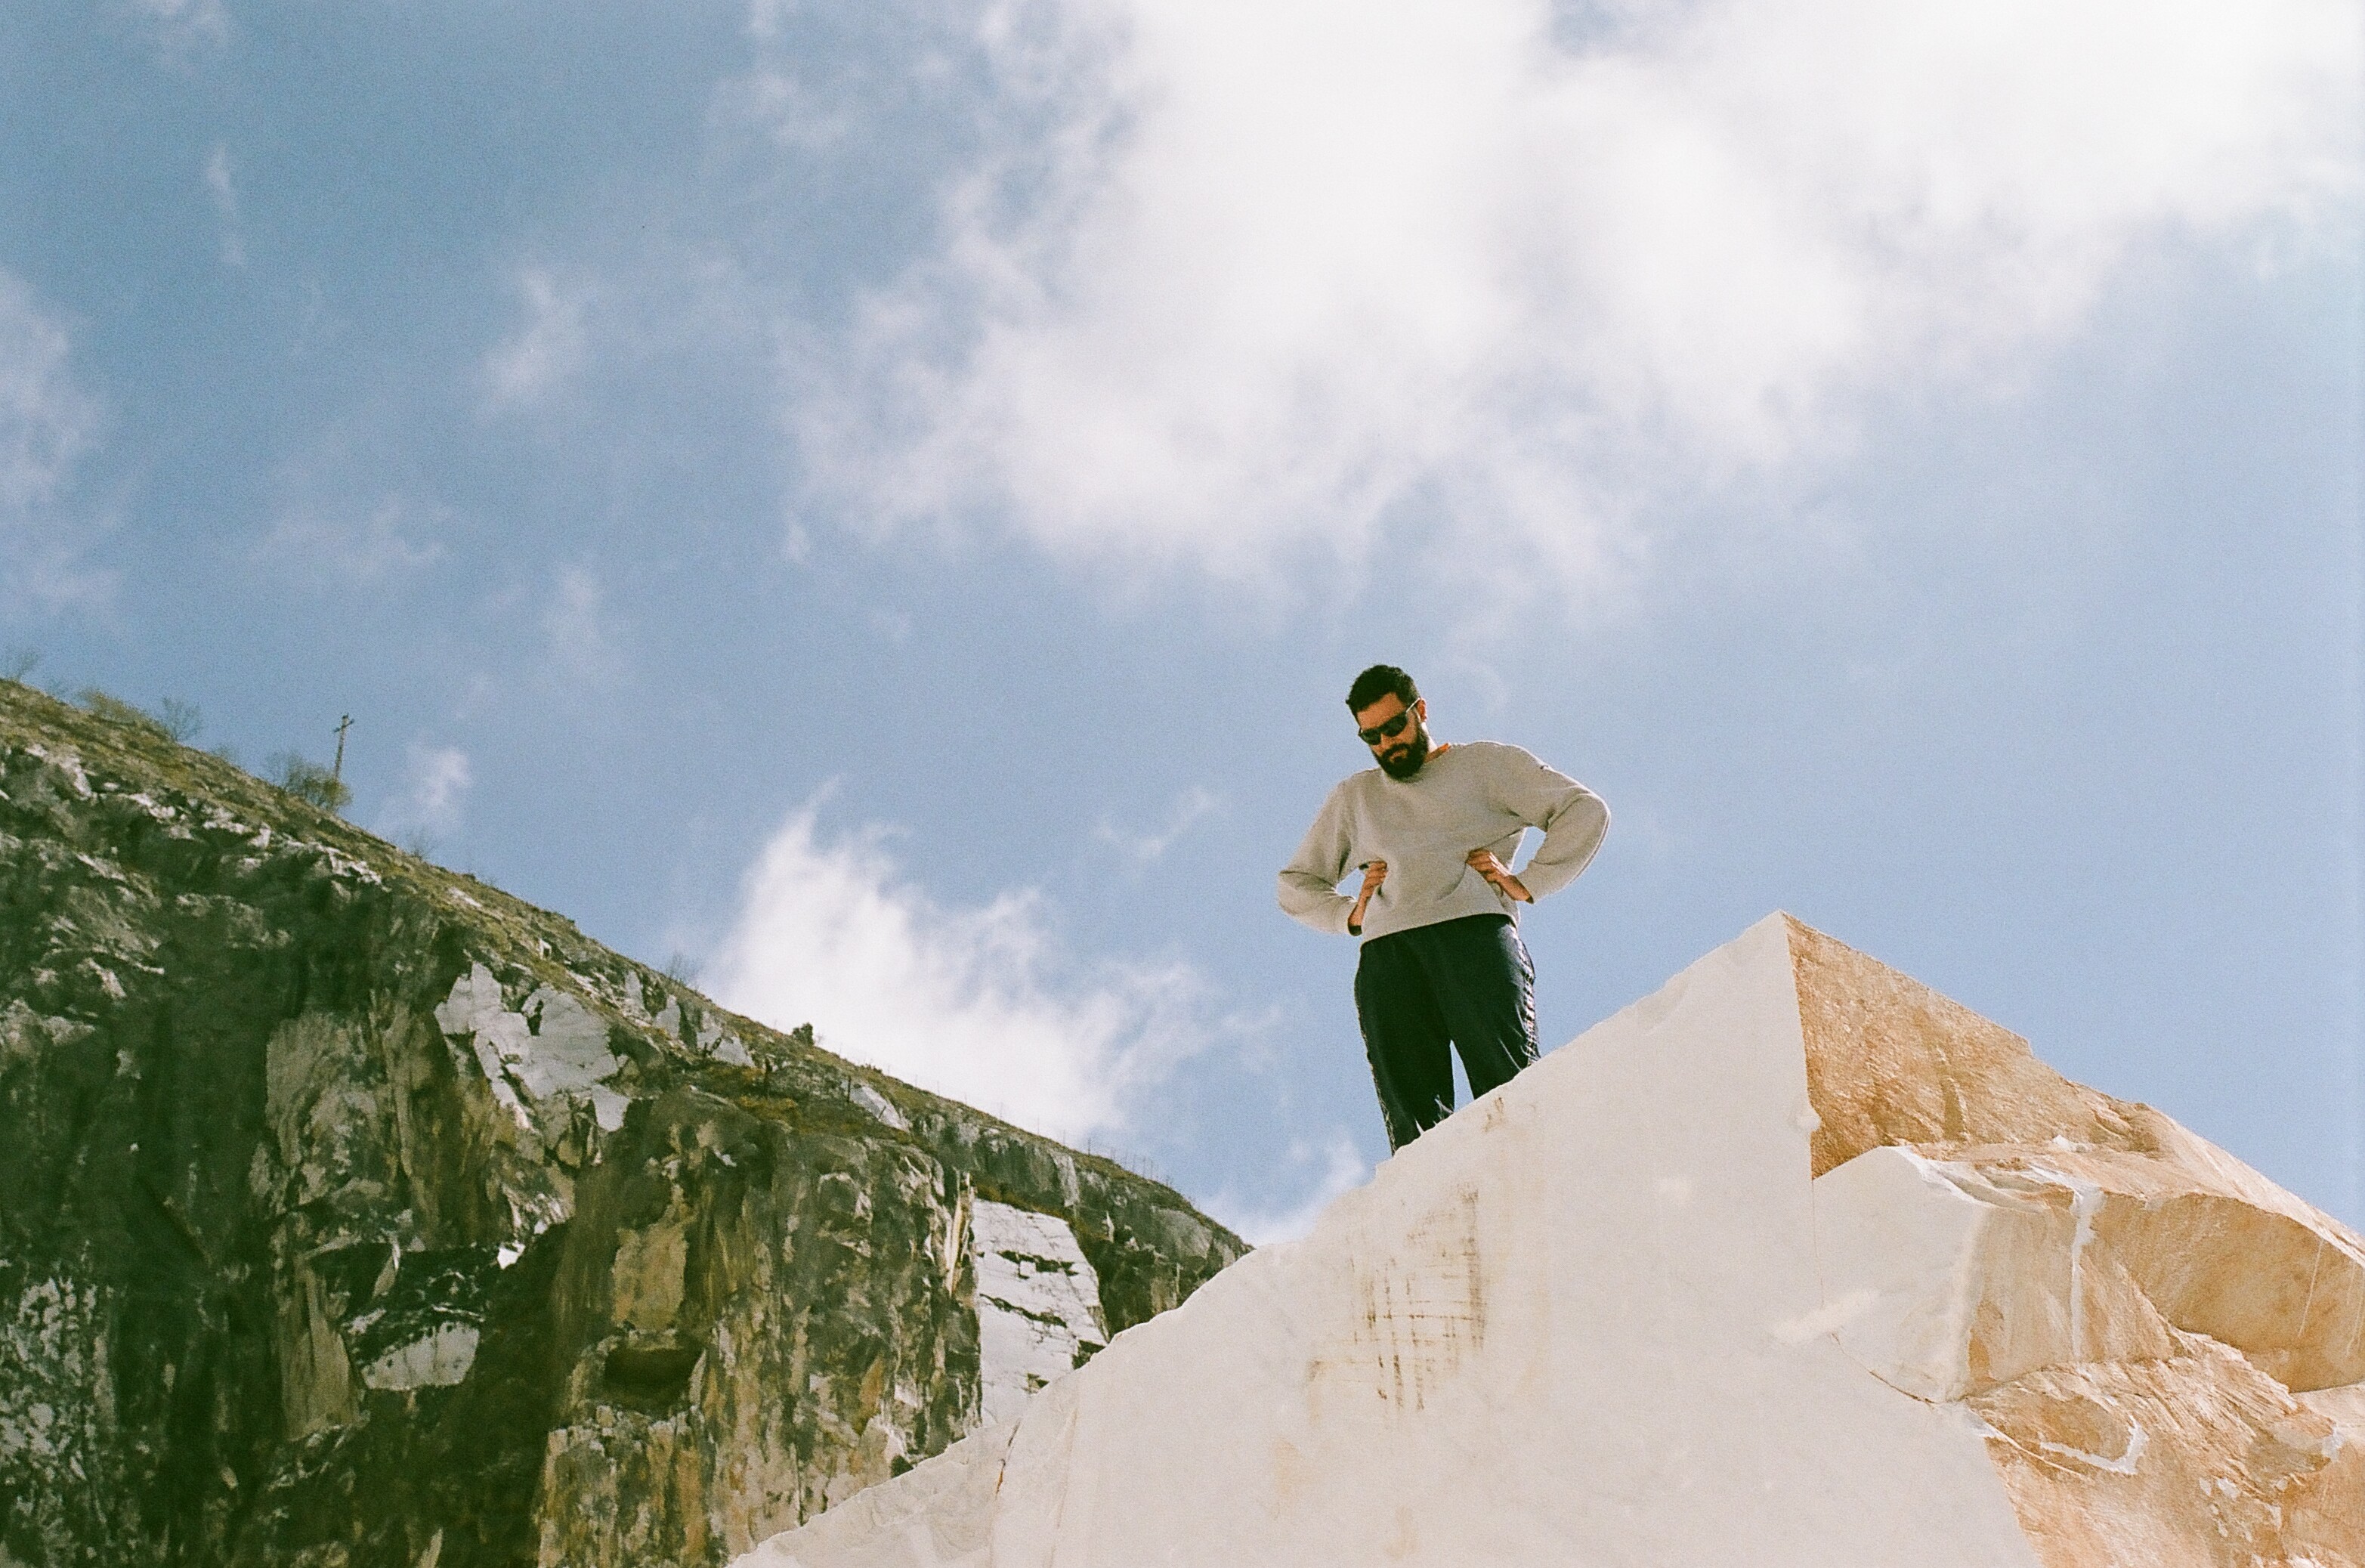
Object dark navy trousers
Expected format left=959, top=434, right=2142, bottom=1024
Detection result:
left=1353, top=913, right=1538, bottom=1151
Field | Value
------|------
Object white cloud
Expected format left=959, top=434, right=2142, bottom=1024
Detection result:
left=378, top=744, right=473, bottom=843
left=719, top=0, right=951, bottom=151
left=1204, top=1131, right=1369, bottom=1246
left=707, top=804, right=1212, bottom=1143
left=204, top=145, right=245, bottom=268
left=543, top=564, right=621, bottom=685
left=790, top=0, right=2359, bottom=586
left=129, top=0, right=228, bottom=50
left=0, top=276, right=96, bottom=517
left=252, top=496, right=446, bottom=586
left=0, top=271, right=108, bottom=610
left=1095, top=784, right=1221, bottom=867
left=481, top=266, right=593, bottom=410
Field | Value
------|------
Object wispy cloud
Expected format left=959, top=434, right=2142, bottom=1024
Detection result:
left=377, top=743, right=473, bottom=844
left=786, top=0, right=2358, bottom=588
left=481, top=266, right=593, bottom=411
left=1203, top=1131, right=1370, bottom=1246
left=0, top=276, right=97, bottom=517
left=129, top=0, right=228, bottom=51
left=204, top=144, right=245, bottom=268
left=707, top=803, right=1215, bottom=1143
left=0, top=270, right=109, bottom=611
left=715, top=0, right=942, bottom=152
left=542, top=564, right=624, bottom=687
left=251, top=495, right=446, bottom=587
left=1095, top=785, right=1221, bottom=868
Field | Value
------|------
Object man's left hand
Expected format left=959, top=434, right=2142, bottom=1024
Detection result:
left=1466, top=848, right=1532, bottom=903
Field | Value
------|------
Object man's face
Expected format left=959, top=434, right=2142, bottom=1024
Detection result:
left=1354, top=694, right=1430, bottom=780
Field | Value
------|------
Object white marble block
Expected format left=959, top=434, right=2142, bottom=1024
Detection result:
left=736, top=913, right=2365, bottom=1568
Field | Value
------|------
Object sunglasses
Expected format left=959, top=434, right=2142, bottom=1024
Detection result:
left=1357, top=709, right=1417, bottom=747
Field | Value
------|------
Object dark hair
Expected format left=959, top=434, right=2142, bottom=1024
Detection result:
left=1345, top=664, right=1419, bottom=713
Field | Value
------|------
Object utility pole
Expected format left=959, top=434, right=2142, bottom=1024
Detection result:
left=332, top=714, right=353, bottom=784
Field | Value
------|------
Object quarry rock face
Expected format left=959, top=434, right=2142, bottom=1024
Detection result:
left=0, top=685, right=1243, bottom=1568
left=743, top=915, right=2365, bottom=1568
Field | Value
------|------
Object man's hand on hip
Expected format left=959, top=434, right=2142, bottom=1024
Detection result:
left=1349, top=859, right=1387, bottom=933
left=1466, top=848, right=1532, bottom=903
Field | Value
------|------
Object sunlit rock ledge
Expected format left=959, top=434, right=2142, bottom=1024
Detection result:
left=742, top=914, right=2365, bottom=1568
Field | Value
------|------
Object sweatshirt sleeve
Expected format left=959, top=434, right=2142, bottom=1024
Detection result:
left=1492, top=746, right=1609, bottom=902
left=1277, top=784, right=1359, bottom=936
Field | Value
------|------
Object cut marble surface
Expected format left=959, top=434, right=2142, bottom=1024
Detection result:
left=737, top=914, right=2365, bottom=1568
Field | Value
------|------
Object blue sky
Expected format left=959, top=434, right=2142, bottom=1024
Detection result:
left=3, top=0, right=2357, bottom=1239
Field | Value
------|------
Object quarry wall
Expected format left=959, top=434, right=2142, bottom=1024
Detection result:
left=0, top=684, right=1241, bottom=1568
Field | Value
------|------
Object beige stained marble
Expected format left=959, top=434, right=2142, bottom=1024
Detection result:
left=1791, top=919, right=2364, bottom=1567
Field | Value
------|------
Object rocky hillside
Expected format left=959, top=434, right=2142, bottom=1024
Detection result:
left=0, top=682, right=1244, bottom=1568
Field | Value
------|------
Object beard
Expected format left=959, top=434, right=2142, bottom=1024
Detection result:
left=1377, top=726, right=1431, bottom=780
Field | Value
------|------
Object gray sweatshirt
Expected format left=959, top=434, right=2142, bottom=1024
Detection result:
left=1277, top=741, right=1609, bottom=942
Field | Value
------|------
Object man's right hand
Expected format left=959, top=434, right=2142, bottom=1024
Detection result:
left=1349, top=859, right=1387, bottom=933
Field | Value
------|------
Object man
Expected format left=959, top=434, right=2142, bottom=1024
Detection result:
left=1278, top=665, right=1609, bottom=1151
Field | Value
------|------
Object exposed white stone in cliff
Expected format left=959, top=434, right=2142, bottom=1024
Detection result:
left=969, top=1200, right=1107, bottom=1430
left=849, top=1081, right=907, bottom=1132
left=434, top=963, right=629, bottom=1132
left=358, top=1322, right=480, bottom=1391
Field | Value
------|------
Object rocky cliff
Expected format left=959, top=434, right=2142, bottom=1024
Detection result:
left=0, top=682, right=1244, bottom=1568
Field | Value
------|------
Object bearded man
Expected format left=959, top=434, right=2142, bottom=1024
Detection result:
left=1278, top=664, right=1609, bottom=1151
